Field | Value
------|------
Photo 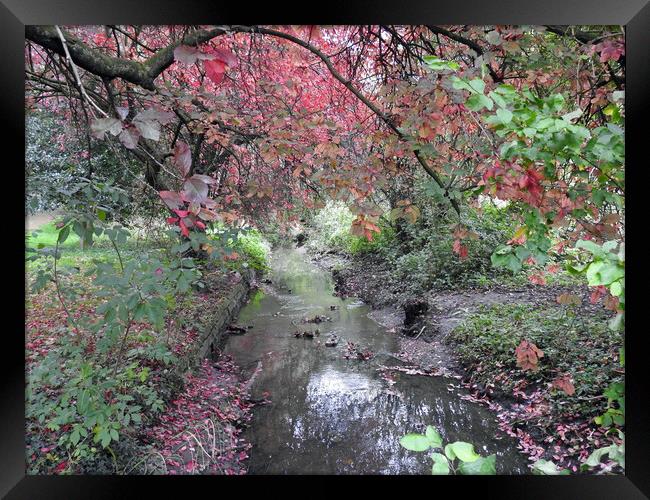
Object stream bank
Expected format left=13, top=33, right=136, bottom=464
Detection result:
left=311, top=247, right=624, bottom=473
left=118, top=268, right=259, bottom=475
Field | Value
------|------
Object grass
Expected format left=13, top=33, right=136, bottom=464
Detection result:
left=447, top=302, right=623, bottom=417
left=25, top=221, right=169, bottom=271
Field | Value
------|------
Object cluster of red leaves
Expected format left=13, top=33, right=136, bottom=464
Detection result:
left=452, top=225, right=478, bottom=260
left=514, top=340, right=544, bottom=371
left=350, top=215, right=381, bottom=241
left=143, top=358, right=254, bottom=475
left=593, top=40, right=625, bottom=64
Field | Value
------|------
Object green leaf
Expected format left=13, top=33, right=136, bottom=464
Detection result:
left=458, top=454, right=496, bottom=475
left=70, top=429, right=81, bottom=446
left=431, top=452, right=450, bottom=475
left=562, top=109, right=583, bottom=122
left=423, top=56, right=459, bottom=71
left=575, top=239, right=605, bottom=257
left=468, top=78, right=486, bottom=95
left=583, top=446, right=614, bottom=468
left=425, top=426, right=443, bottom=449
left=496, top=108, right=513, bottom=123
left=76, top=389, right=90, bottom=414
left=58, top=226, right=70, bottom=244
left=532, top=459, right=570, bottom=475
left=466, top=93, right=493, bottom=111
left=586, top=261, right=624, bottom=286
left=400, top=433, right=431, bottom=452
left=444, top=442, right=480, bottom=462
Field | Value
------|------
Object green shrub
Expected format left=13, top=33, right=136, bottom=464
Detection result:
left=234, top=229, right=270, bottom=271
left=308, top=200, right=395, bottom=255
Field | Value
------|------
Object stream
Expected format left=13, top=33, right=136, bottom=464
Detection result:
left=223, top=245, right=529, bottom=474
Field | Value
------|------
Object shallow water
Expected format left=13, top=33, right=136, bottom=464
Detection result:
left=224, top=246, right=529, bottom=474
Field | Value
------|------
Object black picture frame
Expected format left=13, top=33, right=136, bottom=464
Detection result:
left=4, top=1, right=648, bottom=497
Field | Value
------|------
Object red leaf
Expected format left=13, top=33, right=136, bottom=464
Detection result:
left=452, top=239, right=468, bottom=259
left=551, top=374, right=575, bottom=396
left=173, top=141, right=192, bottom=178
left=179, top=219, right=190, bottom=237
left=204, top=59, right=226, bottom=84
left=182, top=178, right=209, bottom=203
left=212, top=47, right=237, bottom=67
left=515, top=340, right=544, bottom=371
left=159, top=191, right=184, bottom=209
left=528, top=273, right=547, bottom=285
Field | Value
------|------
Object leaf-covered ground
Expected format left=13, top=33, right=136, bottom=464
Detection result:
left=447, top=302, right=623, bottom=472
left=25, top=266, right=255, bottom=475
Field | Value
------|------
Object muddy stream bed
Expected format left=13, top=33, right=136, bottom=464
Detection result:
left=223, top=246, right=529, bottom=474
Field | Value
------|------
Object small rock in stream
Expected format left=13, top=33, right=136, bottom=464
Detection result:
left=325, top=335, right=339, bottom=347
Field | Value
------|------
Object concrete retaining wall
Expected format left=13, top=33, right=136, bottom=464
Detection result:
left=176, top=268, right=255, bottom=374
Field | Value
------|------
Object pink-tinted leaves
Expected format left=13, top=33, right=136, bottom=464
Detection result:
left=182, top=177, right=209, bottom=203
left=202, top=198, right=218, bottom=209
left=551, top=374, right=576, bottom=396
left=133, top=108, right=176, bottom=141
left=190, top=174, right=218, bottom=185
left=136, top=108, right=175, bottom=125
left=174, top=45, right=201, bottom=65
left=173, top=141, right=192, bottom=177
left=133, top=116, right=160, bottom=141
left=174, top=45, right=217, bottom=65
left=115, top=106, right=129, bottom=120
left=212, top=48, right=237, bottom=67
left=118, top=126, right=140, bottom=149
left=159, top=190, right=184, bottom=209
left=198, top=208, right=218, bottom=221
left=90, top=117, right=123, bottom=140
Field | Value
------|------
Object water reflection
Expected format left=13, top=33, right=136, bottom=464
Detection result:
left=223, top=246, right=528, bottom=474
